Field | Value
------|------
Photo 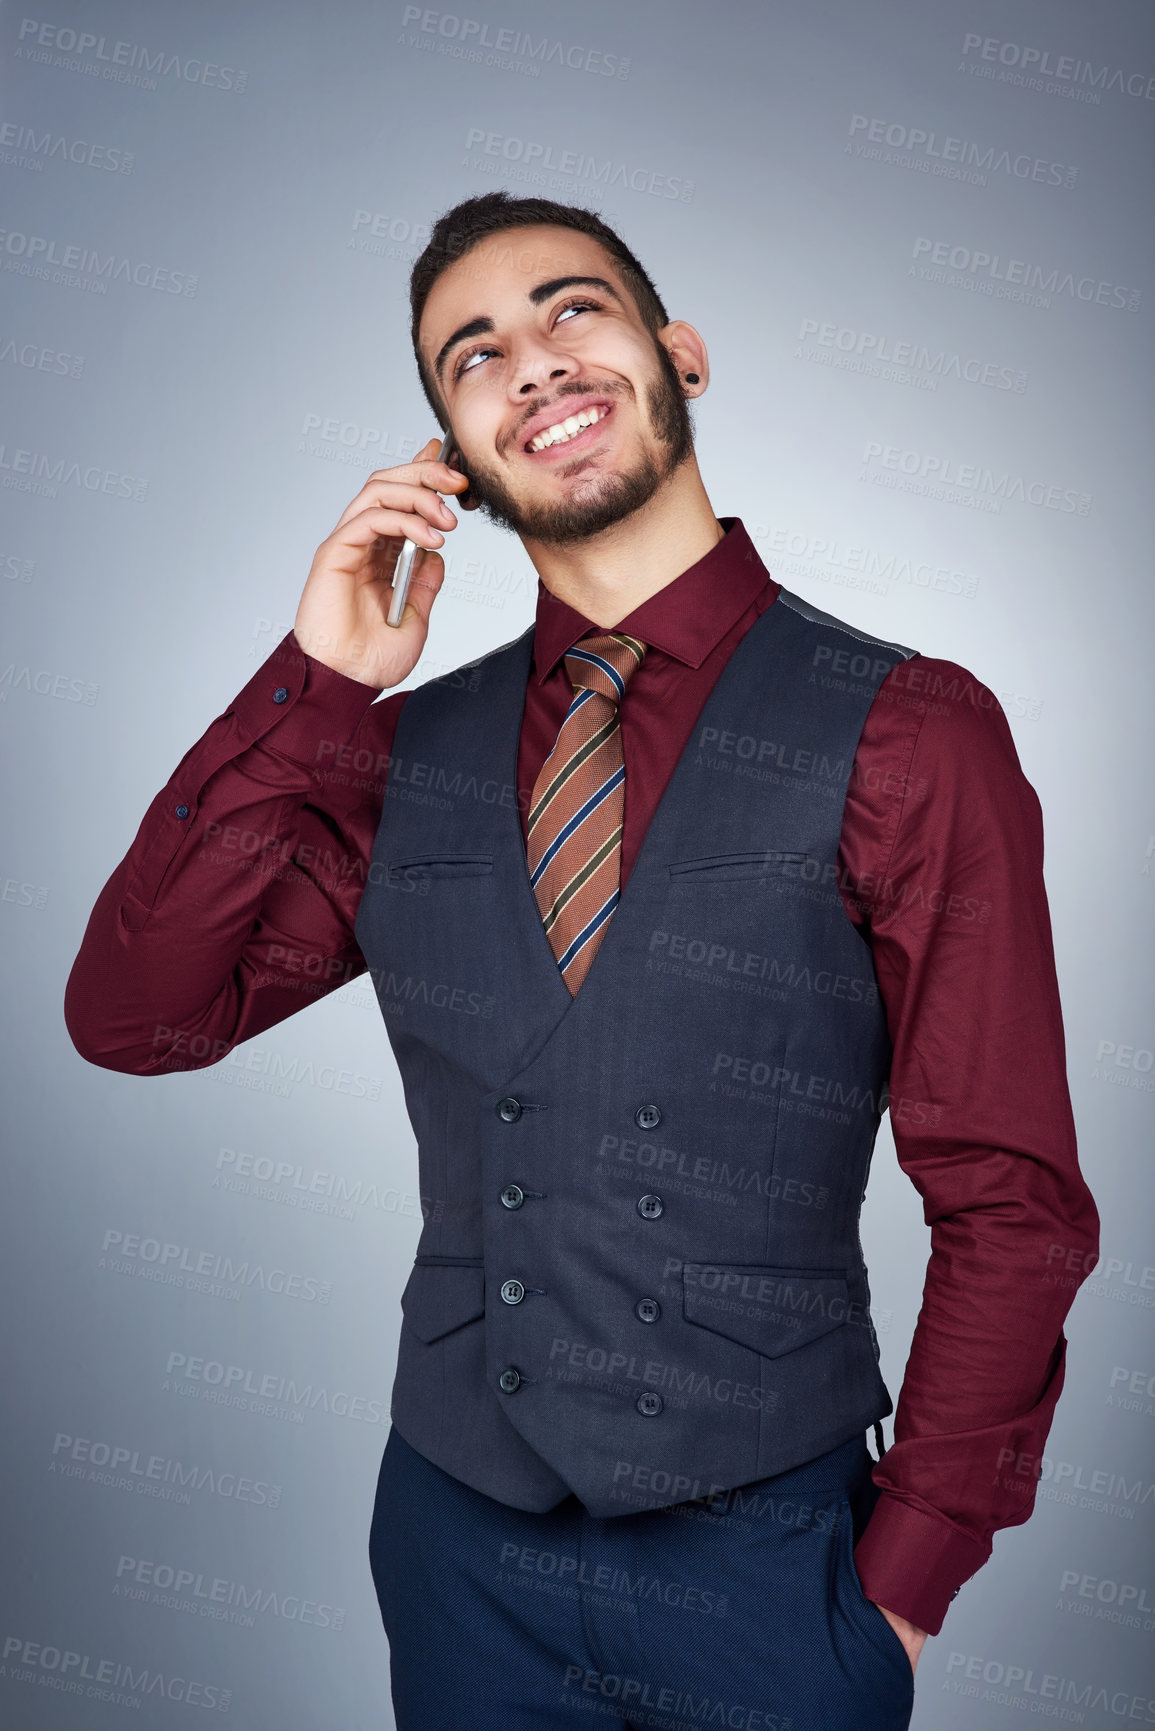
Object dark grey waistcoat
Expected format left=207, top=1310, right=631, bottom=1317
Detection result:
left=354, top=588, right=916, bottom=1517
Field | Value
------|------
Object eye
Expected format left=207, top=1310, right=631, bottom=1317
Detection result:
left=555, top=297, right=600, bottom=322
left=452, top=299, right=602, bottom=381
left=456, top=344, right=497, bottom=378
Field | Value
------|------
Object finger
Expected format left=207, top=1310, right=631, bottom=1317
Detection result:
left=367, top=435, right=453, bottom=477
left=361, top=455, right=470, bottom=493
left=332, top=480, right=459, bottom=536
left=391, top=545, right=447, bottom=633
left=331, top=470, right=465, bottom=533
left=326, top=504, right=449, bottom=557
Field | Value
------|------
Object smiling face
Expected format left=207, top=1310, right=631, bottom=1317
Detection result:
left=417, top=224, right=696, bottom=544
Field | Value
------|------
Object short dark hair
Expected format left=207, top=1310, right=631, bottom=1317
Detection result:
left=409, top=191, right=671, bottom=425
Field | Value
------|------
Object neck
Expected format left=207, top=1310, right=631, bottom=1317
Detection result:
left=519, top=458, right=726, bottom=627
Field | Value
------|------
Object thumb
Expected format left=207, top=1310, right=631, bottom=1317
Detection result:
left=396, top=547, right=446, bottom=634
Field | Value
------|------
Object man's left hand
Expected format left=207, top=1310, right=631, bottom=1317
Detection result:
left=872, top=1604, right=928, bottom=1674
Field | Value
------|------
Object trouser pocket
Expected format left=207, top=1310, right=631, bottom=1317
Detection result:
left=834, top=1494, right=916, bottom=1721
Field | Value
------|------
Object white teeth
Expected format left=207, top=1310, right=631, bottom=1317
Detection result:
left=529, top=404, right=605, bottom=452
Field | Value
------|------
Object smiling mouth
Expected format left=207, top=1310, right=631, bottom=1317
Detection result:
left=523, top=402, right=614, bottom=456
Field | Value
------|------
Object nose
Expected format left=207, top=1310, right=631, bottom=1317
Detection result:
left=507, top=324, right=582, bottom=400
left=516, top=362, right=573, bottom=402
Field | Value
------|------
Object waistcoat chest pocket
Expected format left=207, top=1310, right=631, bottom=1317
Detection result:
left=682, top=1262, right=850, bottom=1358
left=385, top=854, right=494, bottom=886
left=667, top=851, right=811, bottom=882
left=400, top=1260, right=486, bottom=1343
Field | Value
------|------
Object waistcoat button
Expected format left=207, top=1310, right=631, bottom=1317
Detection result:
left=635, top=1297, right=661, bottom=1324
left=500, top=1279, right=525, bottom=1305
left=635, top=1103, right=662, bottom=1130
left=637, top=1392, right=663, bottom=1417
left=496, top=1097, right=522, bottom=1122
left=637, top=1193, right=664, bottom=1220
left=499, top=1368, right=521, bottom=1394
left=500, top=1184, right=525, bottom=1209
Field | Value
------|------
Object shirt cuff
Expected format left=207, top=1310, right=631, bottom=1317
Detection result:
left=230, top=631, right=386, bottom=774
left=853, top=1490, right=991, bottom=1636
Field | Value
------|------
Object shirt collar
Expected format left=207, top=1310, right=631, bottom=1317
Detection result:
left=530, top=517, right=777, bottom=685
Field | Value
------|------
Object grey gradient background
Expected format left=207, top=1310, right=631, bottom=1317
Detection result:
left=2, top=0, right=1153, bottom=1725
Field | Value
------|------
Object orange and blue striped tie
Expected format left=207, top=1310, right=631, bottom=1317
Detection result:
left=527, top=631, right=647, bottom=993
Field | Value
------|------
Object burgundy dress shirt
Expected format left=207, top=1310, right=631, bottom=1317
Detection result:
left=65, top=516, right=1099, bottom=1636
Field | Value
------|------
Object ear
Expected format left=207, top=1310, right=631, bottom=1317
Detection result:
left=658, top=319, right=708, bottom=392
left=447, top=443, right=481, bottom=511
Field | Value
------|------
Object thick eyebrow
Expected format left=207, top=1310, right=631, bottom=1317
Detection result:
left=433, top=276, right=625, bottom=384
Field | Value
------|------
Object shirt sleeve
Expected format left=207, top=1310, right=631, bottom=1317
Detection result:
left=837, top=656, right=1100, bottom=1636
left=64, top=630, right=404, bottom=1074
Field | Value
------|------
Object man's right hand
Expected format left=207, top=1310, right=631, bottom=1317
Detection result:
left=293, top=437, right=470, bottom=689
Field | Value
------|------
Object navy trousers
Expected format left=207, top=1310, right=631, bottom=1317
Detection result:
left=369, top=1426, right=916, bottom=1730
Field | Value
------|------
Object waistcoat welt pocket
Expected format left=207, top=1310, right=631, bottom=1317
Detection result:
left=385, top=854, right=494, bottom=884
left=667, top=851, right=812, bottom=882
left=682, top=1262, right=850, bottom=1358
left=400, top=1260, right=486, bottom=1343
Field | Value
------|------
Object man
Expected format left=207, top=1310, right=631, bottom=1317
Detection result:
left=66, top=191, right=1099, bottom=1731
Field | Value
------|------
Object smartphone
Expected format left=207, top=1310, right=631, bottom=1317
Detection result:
left=386, top=431, right=470, bottom=628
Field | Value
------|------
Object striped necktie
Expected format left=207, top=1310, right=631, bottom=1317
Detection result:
left=526, top=631, right=647, bottom=994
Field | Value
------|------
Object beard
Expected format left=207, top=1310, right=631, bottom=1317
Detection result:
left=457, top=339, right=696, bottom=545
